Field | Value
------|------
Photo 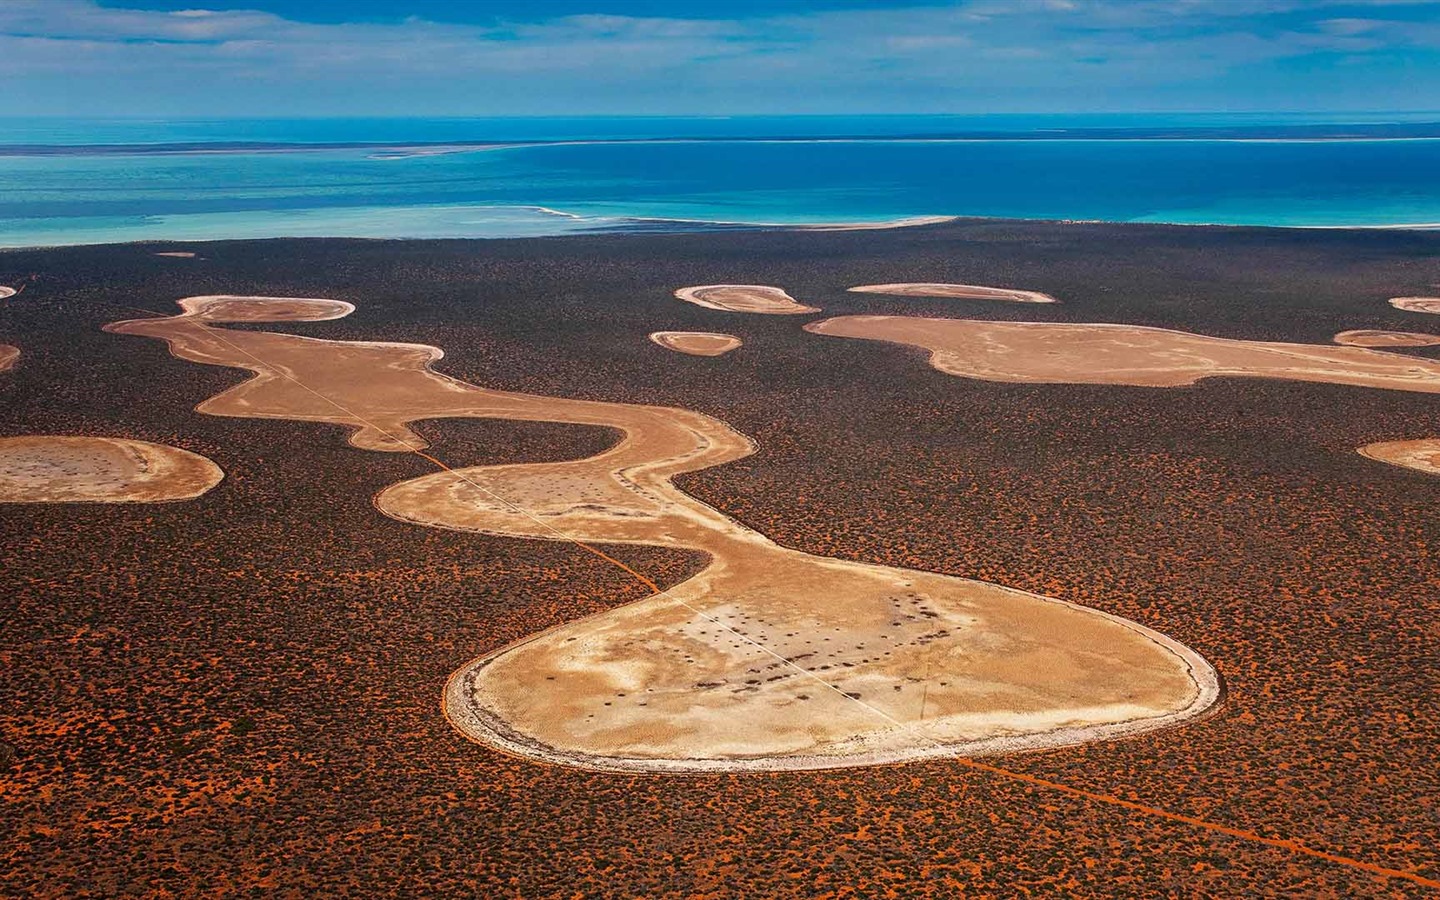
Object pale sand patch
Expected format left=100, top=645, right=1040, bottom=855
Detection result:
left=849, top=283, right=1058, bottom=304
left=0, top=344, right=16, bottom=371
left=1358, top=439, right=1440, bottom=476
left=154, top=251, right=198, bottom=259
left=1390, top=297, right=1440, bottom=314
left=649, top=331, right=742, bottom=357
left=0, top=286, right=16, bottom=300
left=806, top=316, right=1440, bottom=392
left=1334, top=329, right=1440, bottom=348
left=674, top=285, right=819, bottom=315
left=107, top=296, right=1218, bottom=773
left=0, top=436, right=223, bottom=503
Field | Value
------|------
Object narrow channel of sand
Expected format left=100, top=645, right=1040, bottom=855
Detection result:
left=806, top=316, right=1440, bottom=392
left=106, top=296, right=1219, bottom=773
left=648, top=331, right=742, bottom=357
left=0, top=436, right=223, bottom=503
left=849, top=283, right=1058, bottom=303
left=674, top=285, right=819, bottom=315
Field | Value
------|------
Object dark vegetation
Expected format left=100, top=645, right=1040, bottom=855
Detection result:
left=2, top=220, right=1439, bottom=897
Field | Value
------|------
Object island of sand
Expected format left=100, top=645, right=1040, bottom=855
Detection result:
left=1390, top=297, right=1440, bottom=314
left=0, top=286, right=16, bottom=300
left=106, top=295, right=1220, bottom=773
left=1333, top=329, right=1440, bottom=348
left=0, top=344, right=17, bottom=371
left=0, top=436, right=223, bottom=503
left=674, top=285, right=819, bottom=315
left=649, top=331, right=742, bottom=357
left=806, top=316, right=1440, bottom=392
left=1358, top=439, right=1440, bottom=476
left=849, top=283, right=1058, bottom=304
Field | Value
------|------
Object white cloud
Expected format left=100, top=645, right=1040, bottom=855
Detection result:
left=0, top=0, right=1435, bottom=115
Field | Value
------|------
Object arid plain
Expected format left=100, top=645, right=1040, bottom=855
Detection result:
left=3, top=220, right=1440, bottom=896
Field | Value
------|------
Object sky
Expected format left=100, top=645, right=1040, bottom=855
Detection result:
left=0, top=0, right=1438, bottom=118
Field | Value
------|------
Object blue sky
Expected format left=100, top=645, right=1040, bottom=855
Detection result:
left=2, top=0, right=1438, bottom=117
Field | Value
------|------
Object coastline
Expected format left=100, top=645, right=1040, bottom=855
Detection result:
left=6, top=208, right=1440, bottom=252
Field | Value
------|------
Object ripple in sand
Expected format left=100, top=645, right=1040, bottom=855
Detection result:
left=0, top=436, right=224, bottom=503
left=674, top=284, right=819, bottom=315
left=649, top=331, right=742, bottom=357
left=1390, top=297, right=1440, bottom=314
left=1334, top=329, right=1440, bottom=348
left=849, top=283, right=1058, bottom=303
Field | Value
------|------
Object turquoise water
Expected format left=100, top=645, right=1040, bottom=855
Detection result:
left=3, top=115, right=1440, bottom=246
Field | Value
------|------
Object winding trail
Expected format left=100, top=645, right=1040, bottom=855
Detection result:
left=106, top=296, right=1217, bottom=773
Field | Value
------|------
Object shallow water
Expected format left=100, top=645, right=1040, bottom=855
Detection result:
left=3, top=114, right=1440, bottom=246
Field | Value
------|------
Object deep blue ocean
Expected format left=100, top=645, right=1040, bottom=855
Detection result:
left=3, top=114, right=1440, bottom=247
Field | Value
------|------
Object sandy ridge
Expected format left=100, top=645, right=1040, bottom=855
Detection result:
left=648, top=331, right=742, bottom=357
left=674, top=285, right=820, bottom=315
left=1333, top=329, right=1440, bottom=348
left=0, top=435, right=223, bottom=503
left=1357, top=439, right=1440, bottom=475
left=105, top=295, right=1219, bottom=773
left=805, top=315, right=1440, bottom=391
left=849, top=283, right=1058, bottom=303
left=1390, top=297, right=1440, bottom=314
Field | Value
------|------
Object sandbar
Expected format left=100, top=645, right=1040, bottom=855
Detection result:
left=0, top=435, right=223, bottom=503
left=1358, top=439, right=1440, bottom=476
left=649, top=331, right=742, bottom=357
left=805, top=316, right=1440, bottom=392
left=0, top=344, right=16, bottom=371
left=1390, top=297, right=1440, bottom=314
left=674, top=285, right=819, bottom=315
left=107, top=296, right=1218, bottom=773
left=1333, top=329, right=1440, bottom=348
left=0, top=286, right=16, bottom=300
left=849, top=283, right=1058, bottom=304
left=154, top=251, right=198, bottom=259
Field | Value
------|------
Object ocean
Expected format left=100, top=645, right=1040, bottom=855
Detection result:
left=3, top=114, right=1440, bottom=247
